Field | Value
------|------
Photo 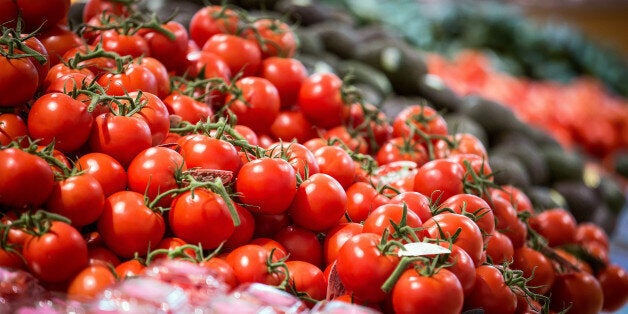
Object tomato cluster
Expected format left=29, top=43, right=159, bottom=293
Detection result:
left=0, top=1, right=627, bottom=313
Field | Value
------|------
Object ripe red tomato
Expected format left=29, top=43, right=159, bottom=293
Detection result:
left=297, top=72, right=348, bottom=129
left=574, top=222, right=610, bottom=250
left=413, top=159, right=465, bottom=205
left=22, top=221, right=89, bottom=284
left=14, top=0, right=70, bottom=32
left=511, top=246, right=556, bottom=295
left=423, top=213, right=484, bottom=266
left=392, top=267, right=464, bottom=314
left=323, top=125, right=369, bottom=155
left=376, top=136, right=430, bottom=167
left=549, top=271, right=603, bottom=314
left=484, top=231, right=514, bottom=265
left=270, top=110, right=318, bottom=143
left=323, top=222, right=363, bottom=266
left=464, top=265, right=517, bottom=314
left=439, top=242, right=476, bottom=297
left=163, top=92, right=213, bottom=124
left=0, top=54, right=39, bottom=107
left=225, top=76, right=280, bottom=134
left=67, top=263, right=117, bottom=300
left=529, top=208, right=577, bottom=247
left=0, top=113, right=28, bottom=146
left=288, top=173, right=347, bottom=232
left=267, top=141, right=320, bottom=179
left=392, top=105, right=448, bottom=140
left=76, top=152, right=127, bottom=196
left=82, top=0, right=132, bottom=22
left=597, top=264, right=628, bottom=312
left=27, top=92, right=93, bottom=153
left=97, top=191, right=166, bottom=258
left=225, top=244, right=285, bottom=286
left=388, top=191, right=433, bottom=223
left=439, top=193, right=495, bottom=242
left=285, top=260, right=327, bottom=305
left=0, top=148, right=55, bottom=208
left=274, top=225, right=324, bottom=268
left=202, top=34, right=261, bottom=78
left=489, top=195, right=527, bottom=249
left=177, top=134, right=242, bottom=175
left=224, top=203, right=256, bottom=250
left=95, top=29, right=150, bottom=59
left=335, top=232, right=400, bottom=302
left=363, top=203, right=424, bottom=242
left=46, top=173, right=105, bottom=228
left=345, top=181, right=389, bottom=223
left=114, top=259, right=146, bottom=279
left=261, top=57, right=308, bottom=109
left=236, top=157, right=297, bottom=215
left=38, top=24, right=85, bottom=66
left=189, top=5, right=240, bottom=47
left=142, top=21, right=190, bottom=74
left=89, top=113, right=153, bottom=167
left=199, top=257, right=238, bottom=289
left=314, top=145, right=356, bottom=190
left=247, top=18, right=297, bottom=59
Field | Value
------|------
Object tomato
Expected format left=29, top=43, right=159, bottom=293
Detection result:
left=439, top=193, right=495, bottom=242
left=439, top=242, right=476, bottom=297
left=189, top=5, right=240, bottom=47
left=324, top=125, right=369, bottom=155
left=423, top=213, right=484, bottom=266
left=22, top=221, right=88, bottom=284
left=270, top=110, right=318, bottom=144
left=202, top=34, right=261, bottom=78
left=14, top=0, right=70, bottom=32
left=314, top=145, right=356, bottom=190
left=0, top=113, right=28, bottom=146
left=137, top=57, right=171, bottom=99
left=297, top=72, right=348, bottom=129
left=169, top=188, right=236, bottom=250
left=88, top=113, right=153, bottom=167
left=67, top=263, right=117, bottom=300
left=553, top=248, right=593, bottom=274
left=127, top=146, right=187, bottom=208
left=323, top=222, right=363, bottom=266
left=82, top=0, right=132, bottom=21
left=225, top=76, right=280, bottom=134
left=392, top=105, right=448, bottom=141
left=252, top=212, right=291, bottom=239
left=529, top=208, right=577, bottom=247
left=549, top=271, right=603, bottom=314
left=38, top=24, right=85, bottom=66
left=392, top=267, right=463, bottom=314
left=261, top=57, right=308, bottom=109
left=224, top=203, right=255, bottom=250
left=94, top=29, right=150, bottom=59
left=46, top=173, right=105, bottom=228
left=199, top=257, right=238, bottom=289
left=0, top=54, right=38, bottom=107
left=76, top=152, right=127, bottom=196
left=247, top=18, right=297, bottom=59
left=114, top=259, right=146, bottom=279
left=236, top=157, right=297, bottom=215
left=0, top=247, right=26, bottom=270
left=345, top=182, right=388, bottom=223
left=376, top=136, right=429, bottom=167
left=177, top=134, right=242, bottom=174
left=97, top=191, right=166, bottom=259
left=413, top=159, right=465, bottom=205
left=574, top=222, right=609, bottom=250
left=597, top=264, right=628, bottom=312
left=446, top=153, right=493, bottom=186
left=185, top=50, right=232, bottom=82
left=21, top=35, right=50, bottom=86
left=88, top=246, right=121, bottom=267
left=225, top=244, right=285, bottom=286
left=285, top=261, right=326, bottom=305
left=335, top=232, right=400, bottom=302
left=489, top=195, right=527, bottom=249
left=249, top=238, right=289, bottom=261
left=0, top=148, right=55, bottom=208
left=267, top=141, right=319, bottom=179
left=363, top=203, right=424, bottom=242
left=288, top=173, right=347, bottom=232
left=97, top=61, right=158, bottom=97
left=142, top=21, right=190, bottom=74
left=464, top=265, right=517, bottom=314
left=274, top=225, right=324, bottom=268
left=485, top=231, right=514, bottom=265
left=27, top=92, right=94, bottom=153
left=489, top=185, right=534, bottom=214
left=388, top=191, right=432, bottom=223
left=511, top=246, right=555, bottom=295
left=163, top=92, right=213, bottom=124
left=445, top=133, right=488, bottom=159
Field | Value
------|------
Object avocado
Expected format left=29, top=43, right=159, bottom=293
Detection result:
left=459, top=96, right=524, bottom=140
left=596, top=175, right=627, bottom=215
left=614, top=150, right=628, bottom=179
left=443, top=113, right=489, bottom=148
left=487, top=152, right=531, bottom=189
left=524, top=186, right=566, bottom=212
left=274, top=0, right=337, bottom=26
left=416, top=74, right=465, bottom=113
left=552, top=180, right=601, bottom=223
left=490, top=132, right=549, bottom=186
left=336, top=59, right=393, bottom=101
left=540, top=146, right=585, bottom=184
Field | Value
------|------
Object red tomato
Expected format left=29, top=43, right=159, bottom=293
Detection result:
left=363, top=203, right=424, bottom=242
left=114, top=259, right=146, bottom=279
left=439, top=193, right=495, bottom=242
left=247, top=19, right=297, bottom=59
left=199, top=257, right=238, bottom=289
left=0, top=54, right=38, bottom=107
left=270, top=110, right=318, bottom=143
left=202, top=34, right=261, bottom=77
left=88, top=113, right=153, bottom=167
left=0, top=113, right=28, bottom=146
left=388, top=191, right=433, bottom=223
left=267, top=141, right=320, bottom=179
left=88, top=246, right=121, bottom=267
left=597, top=264, right=628, bottom=312
left=323, top=125, right=369, bottom=155
left=0, top=247, right=26, bottom=270
left=236, top=157, right=297, bottom=215
left=189, top=5, right=240, bottom=47
left=224, top=204, right=255, bottom=250
left=288, top=173, right=347, bottom=232
left=323, top=222, right=363, bottom=266
left=549, top=271, right=603, bottom=314
left=46, top=173, right=105, bottom=228
left=97, top=191, right=166, bottom=258
left=14, top=0, right=70, bottom=32
left=423, top=213, right=484, bottom=266
left=169, top=188, right=237, bottom=250
left=95, top=29, right=150, bottom=59
left=392, top=105, right=448, bottom=140
left=274, top=225, right=324, bottom=268
left=345, top=181, right=389, bottom=223
left=249, top=237, right=289, bottom=261
left=413, top=159, right=465, bottom=205
left=225, top=244, right=285, bottom=286
left=485, top=231, right=514, bottom=265
left=142, top=21, right=190, bottom=74
left=529, top=208, right=577, bottom=247
left=335, top=233, right=400, bottom=302
left=22, top=221, right=88, bottom=284
left=67, top=263, right=117, bottom=300
left=490, top=185, right=534, bottom=214
left=297, top=72, right=348, bottom=129
left=225, top=76, right=280, bottom=134
left=163, top=92, right=213, bottom=124
left=574, top=222, right=610, bottom=250
left=177, top=134, right=242, bottom=174
left=285, top=260, right=326, bottom=306
left=376, top=136, right=429, bottom=167
left=76, top=152, right=127, bottom=196
left=0, top=148, right=55, bottom=208
left=392, top=267, right=464, bottom=314
left=464, top=265, right=517, bottom=314
left=185, top=50, right=232, bottom=81
left=489, top=195, right=527, bottom=249
left=314, top=145, right=356, bottom=190
left=38, top=24, right=85, bottom=66
left=439, top=242, right=477, bottom=297
left=82, top=0, right=132, bottom=22
left=252, top=212, right=291, bottom=239
left=137, top=57, right=171, bottom=99
left=511, top=246, right=555, bottom=295
left=97, top=61, right=159, bottom=97
left=261, top=57, right=308, bottom=109
left=27, top=92, right=93, bottom=153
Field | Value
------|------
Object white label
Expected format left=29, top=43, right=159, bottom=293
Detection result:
left=398, top=242, right=451, bottom=257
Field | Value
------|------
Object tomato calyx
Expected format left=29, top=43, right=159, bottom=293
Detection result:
left=461, top=159, right=497, bottom=197
left=79, top=11, right=175, bottom=40
left=0, top=24, right=47, bottom=64
left=64, top=42, right=131, bottom=72
left=170, top=75, right=230, bottom=102
left=380, top=244, right=448, bottom=293
left=8, top=209, right=72, bottom=238
left=389, top=203, right=425, bottom=243
left=497, top=262, right=552, bottom=314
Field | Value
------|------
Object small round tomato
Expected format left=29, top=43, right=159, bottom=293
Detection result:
left=484, top=231, right=514, bottom=265
left=142, top=21, right=190, bottom=74
left=76, top=152, right=127, bottom=196
left=376, top=136, right=430, bottom=167
left=199, top=257, right=238, bottom=289
left=574, top=222, right=609, bottom=250
left=114, top=259, right=146, bottom=279
left=363, top=203, right=424, bottom=242
left=129, top=91, right=170, bottom=146
left=529, top=208, right=577, bottom=247
left=392, top=105, right=448, bottom=140
left=288, top=173, right=347, bottom=232
left=95, top=29, right=150, bottom=58
left=464, top=265, right=517, bottom=314
left=423, top=213, right=484, bottom=266
left=189, top=5, right=240, bottom=47
left=345, top=181, right=389, bottom=223
left=225, top=244, right=285, bottom=286
left=177, top=134, right=242, bottom=175
left=260, top=57, right=308, bottom=109
left=388, top=191, right=433, bottom=223
left=0, top=54, right=39, bottom=107
left=285, top=260, right=326, bottom=306
left=274, top=225, right=324, bottom=268
left=97, top=61, right=158, bottom=97
left=0, top=113, right=28, bottom=146
left=270, top=110, right=317, bottom=144
left=323, top=222, right=363, bottom=266
left=202, top=34, right=261, bottom=77
left=247, top=18, right=297, bottom=59
left=511, top=246, right=555, bottom=295
left=225, top=76, right=280, bottom=135
left=163, top=92, right=213, bottom=124
left=314, top=145, right=356, bottom=190
left=439, top=193, right=495, bottom=242
left=46, top=173, right=105, bottom=228
left=413, top=159, right=465, bottom=205
left=236, top=157, right=297, bottom=215
left=392, top=267, right=463, bottom=314
left=67, top=263, right=117, bottom=300
left=89, top=113, right=153, bottom=167
left=489, top=195, right=527, bottom=249
left=38, top=24, right=85, bottom=66
left=267, top=141, right=319, bottom=179
left=224, top=203, right=255, bottom=250
left=0, top=148, right=55, bottom=208
left=297, top=72, right=348, bottom=129
left=549, top=271, right=603, bottom=314
left=597, top=264, right=628, bottom=312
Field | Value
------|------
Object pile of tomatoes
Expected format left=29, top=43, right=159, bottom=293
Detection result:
left=1, top=0, right=628, bottom=313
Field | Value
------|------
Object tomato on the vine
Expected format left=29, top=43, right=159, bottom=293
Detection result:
left=392, top=267, right=464, bottom=314
left=0, top=148, right=55, bottom=208
left=288, top=173, right=347, bottom=232
left=236, top=157, right=297, bottom=215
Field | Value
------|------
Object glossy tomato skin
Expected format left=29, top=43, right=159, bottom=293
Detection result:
left=177, top=134, right=242, bottom=175
left=225, top=244, right=285, bottom=286
left=236, top=157, right=297, bottom=215
left=76, top=152, right=127, bottom=197
left=97, top=191, right=166, bottom=259
left=439, top=193, right=495, bottom=242
left=66, top=263, right=117, bottom=300
left=423, top=213, right=484, bottom=266
left=188, top=5, right=240, bottom=47
left=314, top=145, right=356, bottom=190
left=97, top=62, right=158, bottom=96
left=270, top=111, right=317, bottom=144
left=388, top=191, right=433, bottom=223
left=0, top=55, right=39, bottom=107
left=362, top=203, right=424, bottom=241
left=142, top=21, right=190, bottom=74
left=529, top=208, right=577, bottom=247
left=485, top=231, right=514, bottom=265
left=464, top=264, right=517, bottom=314
left=298, top=72, right=348, bottom=129
left=89, top=113, right=153, bottom=167
left=267, top=141, right=319, bottom=180
left=15, top=0, right=70, bottom=32
left=248, top=19, right=297, bottom=59
left=46, top=173, right=105, bottom=228
left=511, top=246, right=555, bottom=295
left=225, top=76, right=280, bottom=135
left=392, top=105, right=448, bottom=140
left=549, top=271, right=603, bottom=314
left=323, top=222, right=363, bottom=266
left=224, top=203, right=255, bottom=250
left=169, top=188, right=237, bottom=250
left=28, top=92, right=93, bottom=153
left=288, top=173, right=347, bottom=232
left=392, top=268, right=463, bottom=314
left=285, top=260, right=327, bottom=306
left=22, top=221, right=89, bottom=284
left=0, top=113, right=28, bottom=146
left=274, top=225, right=324, bottom=268
left=597, top=264, right=628, bottom=312
left=38, top=24, right=85, bottom=66
left=202, top=34, right=261, bottom=78
left=335, top=232, right=399, bottom=303
left=413, top=159, right=465, bottom=205
left=261, top=57, right=308, bottom=109
left=163, top=92, right=213, bottom=124
left=345, top=182, right=389, bottom=223
left=0, top=148, right=55, bottom=208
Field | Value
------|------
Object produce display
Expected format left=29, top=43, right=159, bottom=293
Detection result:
left=1, top=0, right=628, bottom=313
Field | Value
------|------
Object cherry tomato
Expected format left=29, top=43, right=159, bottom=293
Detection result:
left=67, top=263, right=117, bottom=300
left=285, top=260, right=326, bottom=306
left=511, top=246, right=555, bottom=295
left=267, top=141, right=320, bottom=179
left=261, top=57, right=308, bottom=109
left=236, top=157, right=297, bottom=215
left=270, top=110, right=318, bottom=144
left=142, top=21, right=190, bottom=74
left=0, top=113, right=28, bottom=146
left=97, top=61, right=159, bottom=97
left=423, top=213, right=484, bottom=266
left=95, top=29, right=150, bottom=59
left=363, top=203, right=424, bottom=242
left=314, top=145, right=356, bottom=190
left=388, top=191, right=433, bottom=223
left=345, top=181, right=389, bottom=223
left=247, top=18, right=297, bottom=59
left=0, top=148, right=55, bottom=208
left=189, top=5, right=240, bottom=47
left=439, top=193, right=495, bottom=242
left=177, top=134, right=242, bottom=175
left=597, top=264, right=628, bottom=312
left=163, top=92, right=213, bottom=124
left=199, top=257, right=238, bottom=289
left=485, top=231, right=514, bottom=265
left=413, top=159, right=465, bottom=205
left=288, top=173, right=347, bottom=232
left=225, top=244, right=285, bottom=286
left=202, top=34, right=261, bottom=78
left=224, top=204, right=255, bottom=250
left=323, top=222, right=363, bottom=266
left=76, top=152, right=127, bottom=196
left=549, top=270, right=603, bottom=314
left=38, top=24, right=85, bottom=66
left=88, top=113, right=153, bottom=167
left=297, top=72, right=348, bottom=129
left=574, top=222, right=609, bottom=250
left=274, top=225, right=324, bottom=268
left=14, top=0, right=70, bottom=32
left=376, top=136, right=429, bottom=167
left=529, top=208, right=577, bottom=247
left=464, top=264, right=517, bottom=314
left=225, top=76, right=280, bottom=135
left=46, top=173, right=105, bottom=228
left=392, top=267, right=464, bottom=314
left=392, top=105, right=448, bottom=141
left=0, top=54, right=38, bottom=107
left=114, top=259, right=146, bottom=279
